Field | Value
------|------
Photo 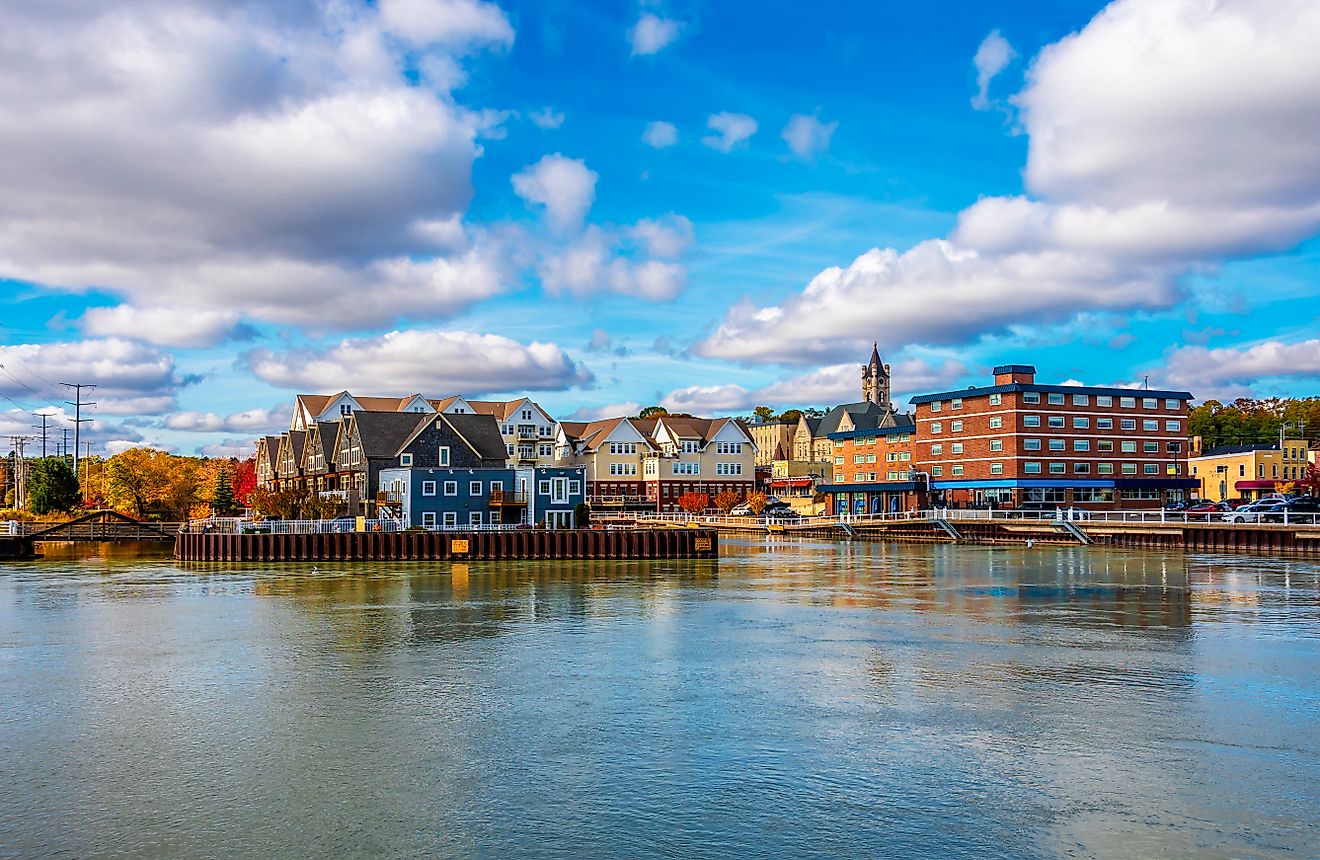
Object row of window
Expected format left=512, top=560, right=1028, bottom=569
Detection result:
left=932, top=393, right=1182, bottom=411
left=608, top=442, right=639, bottom=454
left=932, top=462, right=1178, bottom=477
left=930, top=417, right=1182, bottom=433
left=1194, top=463, right=1308, bottom=480
left=715, top=462, right=743, bottom=475
left=419, top=478, right=583, bottom=497
left=609, top=463, right=638, bottom=476
left=714, top=442, right=744, bottom=454
left=833, top=434, right=912, bottom=447
left=847, top=471, right=912, bottom=483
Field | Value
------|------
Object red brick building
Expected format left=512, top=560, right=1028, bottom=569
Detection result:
left=910, top=365, right=1196, bottom=510
left=819, top=421, right=930, bottom=515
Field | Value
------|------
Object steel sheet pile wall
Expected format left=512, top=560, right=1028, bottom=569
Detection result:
left=176, top=529, right=719, bottom=562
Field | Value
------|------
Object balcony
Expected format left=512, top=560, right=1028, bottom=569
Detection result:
left=376, top=491, right=404, bottom=505
left=516, top=427, right=538, bottom=440
left=488, top=489, right=528, bottom=506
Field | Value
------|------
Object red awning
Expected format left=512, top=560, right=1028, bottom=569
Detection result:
left=1235, top=479, right=1280, bottom=490
left=768, top=477, right=815, bottom=487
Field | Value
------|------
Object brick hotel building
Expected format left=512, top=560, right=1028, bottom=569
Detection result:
left=911, top=365, right=1197, bottom=510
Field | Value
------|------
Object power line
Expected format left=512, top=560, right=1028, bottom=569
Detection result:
left=33, top=413, right=49, bottom=458
left=60, top=383, right=96, bottom=477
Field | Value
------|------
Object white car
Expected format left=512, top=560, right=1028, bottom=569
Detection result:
left=1222, top=500, right=1287, bottom=523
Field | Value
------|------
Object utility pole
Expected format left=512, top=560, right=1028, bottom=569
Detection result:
left=33, top=413, right=49, bottom=458
left=83, top=442, right=93, bottom=505
left=9, top=436, right=29, bottom=510
left=61, top=428, right=70, bottom=461
left=60, top=383, right=96, bottom=477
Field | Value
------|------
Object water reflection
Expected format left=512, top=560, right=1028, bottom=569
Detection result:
left=2, top=540, right=1318, bottom=859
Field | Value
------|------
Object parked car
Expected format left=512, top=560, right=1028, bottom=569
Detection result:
left=763, top=506, right=801, bottom=521
left=730, top=503, right=754, bottom=517
left=1261, top=497, right=1320, bottom=523
left=1223, top=498, right=1254, bottom=510
left=1222, top=500, right=1288, bottom=523
left=1004, top=501, right=1062, bottom=519
left=1163, top=500, right=1194, bottom=513
left=1182, top=501, right=1229, bottom=519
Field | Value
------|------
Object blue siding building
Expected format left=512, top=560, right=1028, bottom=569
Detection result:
left=378, top=466, right=586, bottom=529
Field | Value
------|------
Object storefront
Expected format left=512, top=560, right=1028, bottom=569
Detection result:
left=819, top=481, right=923, bottom=516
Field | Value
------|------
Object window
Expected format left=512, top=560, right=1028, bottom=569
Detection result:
left=422, top=481, right=436, bottom=496
left=1098, top=440, right=1114, bottom=452
left=951, top=443, right=963, bottom=454
left=1023, top=392, right=1041, bottom=404
left=672, top=462, right=700, bottom=475
left=1049, top=462, right=1066, bottom=474
left=1143, top=420, right=1159, bottom=431
left=1024, top=461, right=1042, bottom=474
left=521, top=410, right=532, bottom=420
left=1048, top=393, right=1065, bottom=405
left=538, top=480, right=550, bottom=495
left=1143, top=398, right=1158, bottom=409
left=1074, top=439, right=1091, bottom=452
left=539, top=443, right=553, bottom=457
left=1258, top=463, right=1265, bottom=478
left=1024, top=438, right=1042, bottom=451
left=1165, top=398, right=1181, bottom=410
left=422, top=512, right=436, bottom=528
left=990, top=463, right=1003, bottom=475
left=715, top=442, right=742, bottom=455
left=1073, top=417, right=1090, bottom=429
left=716, top=463, right=742, bottom=475
left=1048, top=416, right=1065, bottom=428
left=932, top=466, right=943, bottom=476
left=1049, top=439, right=1066, bottom=451
left=1239, top=464, right=1246, bottom=477
left=1144, top=464, right=1159, bottom=475
left=1097, top=463, right=1114, bottom=475
left=931, top=444, right=943, bottom=456
left=443, top=512, right=457, bottom=527
left=443, top=481, right=457, bottom=496
left=1165, top=420, right=1181, bottom=432
left=569, top=480, right=581, bottom=495
left=400, top=453, right=413, bottom=467
left=1122, top=463, right=1138, bottom=474
left=1072, top=394, right=1090, bottom=406
left=1120, top=397, right=1136, bottom=408
left=438, top=446, right=450, bottom=466
left=931, top=422, right=942, bottom=434
left=989, top=417, right=1002, bottom=429
left=989, top=439, right=1003, bottom=452
left=1121, top=441, right=1137, bottom=453
left=1074, top=488, right=1114, bottom=503
left=340, top=403, right=352, bottom=416
left=1097, top=418, right=1113, bottom=429
left=1024, top=415, right=1041, bottom=428
left=989, top=393, right=1002, bottom=406
left=470, top=480, right=482, bottom=496
left=951, top=465, right=964, bottom=476
left=1097, top=396, right=1113, bottom=407
left=930, top=400, right=942, bottom=413
left=1121, top=419, right=1137, bottom=430
left=469, top=511, right=483, bottom=526
left=506, top=444, right=515, bottom=456
left=1143, top=442, right=1159, bottom=453
left=950, top=421, right=963, bottom=433
left=1167, top=464, right=1180, bottom=476
left=1074, top=463, right=1091, bottom=474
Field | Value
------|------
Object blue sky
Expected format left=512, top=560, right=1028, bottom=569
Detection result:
left=3, top=0, right=1320, bottom=456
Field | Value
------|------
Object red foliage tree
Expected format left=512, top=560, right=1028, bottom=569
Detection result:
left=677, top=492, right=710, bottom=514
left=231, top=457, right=258, bottom=508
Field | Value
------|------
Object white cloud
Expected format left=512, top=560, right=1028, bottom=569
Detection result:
left=698, top=0, right=1320, bottom=366
left=662, top=384, right=755, bottom=413
left=378, top=0, right=515, bottom=48
left=628, top=13, right=680, bottom=56
left=703, top=113, right=758, bottom=152
left=0, top=338, right=180, bottom=415
left=781, top=114, right=838, bottom=160
left=1, top=405, right=147, bottom=455
left=244, top=329, right=594, bottom=394
left=630, top=215, right=694, bottom=258
left=0, top=0, right=514, bottom=337
left=971, top=30, right=1015, bottom=110
left=539, top=221, right=691, bottom=302
left=79, top=306, right=247, bottom=348
left=166, top=406, right=284, bottom=434
left=529, top=107, right=565, bottom=129
left=565, top=402, right=643, bottom=421
left=642, top=121, right=678, bottom=148
left=511, top=154, right=599, bottom=230
left=1161, top=339, right=1320, bottom=396
left=200, top=438, right=258, bottom=458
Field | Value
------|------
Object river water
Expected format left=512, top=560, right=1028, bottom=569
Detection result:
left=1, top=539, right=1318, bottom=859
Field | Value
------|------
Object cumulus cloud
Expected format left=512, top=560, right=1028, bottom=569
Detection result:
left=0, top=0, right=515, bottom=337
left=698, top=0, right=1320, bottom=365
left=642, top=121, right=678, bottom=149
left=528, top=107, right=565, bottom=129
left=628, top=13, right=680, bottom=56
left=244, top=329, right=594, bottom=394
left=564, top=402, right=643, bottom=421
left=781, top=114, right=838, bottom=160
left=1161, top=339, right=1320, bottom=396
left=971, top=30, right=1015, bottom=110
left=703, top=113, right=758, bottom=152
left=512, top=154, right=599, bottom=230
left=0, top=338, right=180, bottom=415
left=539, top=219, right=692, bottom=301
left=166, top=405, right=284, bottom=434
left=630, top=215, right=694, bottom=258
left=79, top=306, right=249, bottom=348
left=662, top=384, right=756, bottom=413
left=199, top=438, right=259, bottom=458
left=0, top=405, right=148, bottom=455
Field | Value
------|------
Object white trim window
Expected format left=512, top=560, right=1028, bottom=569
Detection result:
left=438, top=446, right=450, bottom=466
left=444, top=481, right=457, bottom=496
left=422, top=481, right=437, bottom=497
left=538, top=480, right=551, bottom=495
left=469, top=511, right=483, bottom=526
left=443, top=512, right=457, bottom=527
left=470, top=480, right=483, bottom=496
left=422, top=512, right=436, bottom=528
left=569, top=480, right=581, bottom=495
left=401, top=453, right=413, bottom=466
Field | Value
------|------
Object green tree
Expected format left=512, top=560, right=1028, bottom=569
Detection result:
left=752, top=406, right=775, bottom=423
left=778, top=409, right=803, bottom=424
left=637, top=405, right=668, bottom=419
left=28, top=457, right=81, bottom=514
left=212, top=464, right=236, bottom=515
left=573, top=502, right=591, bottom=528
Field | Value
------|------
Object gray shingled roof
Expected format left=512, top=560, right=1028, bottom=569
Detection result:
left=815, top=401, right=888, bottom=436
left=444, top=413, right=509, bottom=461
left=354, top=411, right=432, bottom=459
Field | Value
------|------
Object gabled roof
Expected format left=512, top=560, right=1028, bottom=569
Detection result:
left=355, top=394, right=425, bottom=412
left=559, top=416, right=650, bottom=452
left=1198, top=443, right=1278, bottom=457
left=464, top=398, right=555, bottom=423
left=352, top=411, right=432, bottom=459
left=286, top=429, right=307, bottom=464
left=304, top=421, right=338, bottom=469
left=295, top=393, right=336, bottom=419
left=815, top=401, right=889, bottom=436
left=656, top=415, right=744, bottom=446
left=259, top=435, right=283, bottom=466
left=443, top=413, right=509, bottom=461
left=429, top=395, right=462, bottom=411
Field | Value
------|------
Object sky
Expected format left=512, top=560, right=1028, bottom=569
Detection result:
left=3, top=0, right=1320, bottom=458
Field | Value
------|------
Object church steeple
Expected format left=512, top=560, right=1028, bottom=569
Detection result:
left=861, top=342, right=891, bottom=408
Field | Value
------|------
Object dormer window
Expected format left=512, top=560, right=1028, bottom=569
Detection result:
left=401, top=453, right=413, bottom=467
left=340, top=404, right=352, bottom=416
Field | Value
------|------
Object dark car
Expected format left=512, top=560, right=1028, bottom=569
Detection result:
left=1005, top=501, right=1062, bottom=519
left=1262, top=497, right=1320, bottom=523
left=1182, top=501, right=1228, bottom=519
left=763, top=505, right=801, bottom=521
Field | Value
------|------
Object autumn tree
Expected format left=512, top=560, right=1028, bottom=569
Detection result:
left=713, top=489, right=742, bottom=513
left=1301, top=462, right=1320, bottom=497
left=212, top=464, right=236, bottom=515
left=231, top=457, right=257, bottom=508
left=745, top=491, right=768, bottom=515
left=677, top=492, right=709, bottom=514
left=637, top=405, right=669, bottom=419
left=28, top=457, right=81, bottom=514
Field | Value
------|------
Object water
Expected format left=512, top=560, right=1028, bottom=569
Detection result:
left=2, top=539, right=1318, bottom=859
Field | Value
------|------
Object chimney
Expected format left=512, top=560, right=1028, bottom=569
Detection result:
left=993, top=364, right=1036, bottom=385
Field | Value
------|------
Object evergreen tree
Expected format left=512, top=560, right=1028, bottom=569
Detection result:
left=28, top=457, right=81, bottom=515
left=212, top=465, right=235, bottom=515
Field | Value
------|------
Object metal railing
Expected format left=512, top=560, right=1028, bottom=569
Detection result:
left=620, top=507, right=1320, bottom=529
left=183, top=517, right=406, bottom=534
left=488, top=490, right=528, bottom=505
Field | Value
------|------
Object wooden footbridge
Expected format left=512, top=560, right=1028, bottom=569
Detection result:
left=1, top=511, right=180, bottom=559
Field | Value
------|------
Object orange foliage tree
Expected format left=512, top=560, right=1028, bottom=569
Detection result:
left=745, top=491, right=768, bottom=515
left=677, top=491, right=710, bottom=514
left=713, top=489, right=742, bottom=514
